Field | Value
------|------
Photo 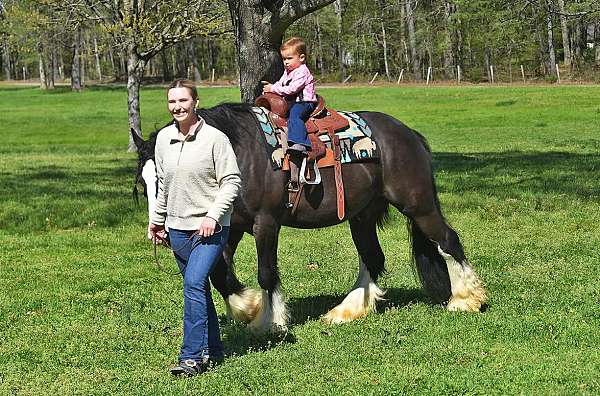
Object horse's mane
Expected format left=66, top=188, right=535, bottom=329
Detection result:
left=197, top=103, right=255, bottom=146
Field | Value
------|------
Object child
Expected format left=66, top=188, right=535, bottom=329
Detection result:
left=263, top=37, right=317, bottom=153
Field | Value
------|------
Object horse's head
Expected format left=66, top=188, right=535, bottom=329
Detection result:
left=131, top=128, right=159, bottom=238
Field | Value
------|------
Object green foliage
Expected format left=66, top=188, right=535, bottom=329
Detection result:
left=0, top=85, right=600, bottom=394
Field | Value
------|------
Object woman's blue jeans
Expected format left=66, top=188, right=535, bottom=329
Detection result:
left=287, top=101, right=316, bottom=147
left=168, top=227, right=229, bottom=362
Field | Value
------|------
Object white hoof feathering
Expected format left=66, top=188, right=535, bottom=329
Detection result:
left=247, top=287, right=289, bottom=333
left=323, top=263, right=385, bottom=324
left=437, top=246, right=487, bottom=312
left=225, top=288, right=262, bottom=324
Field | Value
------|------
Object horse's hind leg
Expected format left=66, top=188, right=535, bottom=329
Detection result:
left=409, top=210, right=486, bottom=311
left=211, top=229, right=262, bottom=324
left=323, top=203, right=386, bottom=324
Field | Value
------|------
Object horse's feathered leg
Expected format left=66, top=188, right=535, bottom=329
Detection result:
left=248, top=215, right=289, bottom=333
left=409, top=211, right=486, bottom=311
left=323, top=207, right=386, bottom=324
left=211, top=229, right=263, bottom=323
left=365, top=111, right=487, bottom=312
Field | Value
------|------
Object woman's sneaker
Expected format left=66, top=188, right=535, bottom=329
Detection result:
left=170, top=359, right=207, bottom=377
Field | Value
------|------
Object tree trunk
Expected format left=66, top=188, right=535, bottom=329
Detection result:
left=108, top=45, right=116, bottom=79
left=443, top=2, right=455, bottom=79
left=39, top=53, right=47, bottom=90
left=71, top=29, right=82, bottom=91
left=93, top=34, right=103, bottom=82
left=48, top=51, right=55, bottom=89
left=399, top=0, right=408, bottom=68
left=127, top=49, right=146, bottom=152
left=189, top=39, right=202, bottom=82
left=226, top=0, right=336, bottom=102
left=406, top=0, right=420, bottom=80
left=81, top=47, right=86, bottom=87
left=227, top=1, right=285, bottom=101
left=532, top=3, right=548, bottom=75
left=58, top=56, right=64, bottom=80
left=545, top=0, right=557, bottom=76
left=2, top=37, right=10, bottom=80
left=315, top=14, right=325, bottom=77
left=596, top=23, right=600, bottom=67
left=484, top=49, right=492, bottom=82
left=378, top=0, right=390, bottom=80
left=119, top=51, right=127, bottom=80
left=556, top=0, right=571, bottom=66
left=176, top=43, right=187, bottom=78
left=333, top=0, right=347, bottom=82
left=161, top=49, right=171, bottom=82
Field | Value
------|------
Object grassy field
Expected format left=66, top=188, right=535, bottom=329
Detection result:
left=0, top=84, right=599, bottom=395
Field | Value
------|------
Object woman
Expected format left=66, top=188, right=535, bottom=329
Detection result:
left=149, top=79, right=241, bottom=376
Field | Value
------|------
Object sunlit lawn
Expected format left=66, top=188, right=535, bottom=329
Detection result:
left=0, top=84, right=599, bottom=395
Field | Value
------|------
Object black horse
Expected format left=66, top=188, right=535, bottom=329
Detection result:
left=132, top=103, right=486, bottom=332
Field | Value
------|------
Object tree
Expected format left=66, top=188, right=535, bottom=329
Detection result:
left=61, top=0, right=227, bottom=150
left=226, top=0, right=337, bottom=103
left=557, top=0, right=572, bottom=66
left=405, top=0, right=420, bottom=80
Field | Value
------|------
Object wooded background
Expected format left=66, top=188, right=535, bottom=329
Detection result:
left=2, top=0, right=600, bottom=89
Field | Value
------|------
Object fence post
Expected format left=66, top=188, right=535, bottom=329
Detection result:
left=211, top=68, right=215, bottom=84
left=457, top=65, right=461, bottom=84
left=521, top=65, right=526, bottom=83
left=426, top=66, right=432, bottom=85
left=369, top=72, right=378, bottom=84
left=490, top=65, right=494, bottom=84
left=397, top=69, right=404, bottom=84
left=555, top=64, right=561, bottom=83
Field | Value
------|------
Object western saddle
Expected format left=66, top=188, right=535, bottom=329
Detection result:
left=254, top=92, right=349, bottom=220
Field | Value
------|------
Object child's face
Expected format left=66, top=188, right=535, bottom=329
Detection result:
left=281, top=48, right=305, bottom=72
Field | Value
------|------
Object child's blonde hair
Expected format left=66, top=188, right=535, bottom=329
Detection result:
left=280, top=37, right=308, bottom=57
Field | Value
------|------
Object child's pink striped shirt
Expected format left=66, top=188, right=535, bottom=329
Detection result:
left=270, top=64, right=317, bottom=103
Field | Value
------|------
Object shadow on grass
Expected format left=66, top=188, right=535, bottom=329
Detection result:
left=432, top=151, right=600, bottom=198
left=286, top=287, right=426, bottom=327
left=2, top=149, right=599, bottom=234
left=221, top=322, right=297, bottom=358
left=0, top=158, right=140, bottom=233
left=218, top=287, right=425, bottom=358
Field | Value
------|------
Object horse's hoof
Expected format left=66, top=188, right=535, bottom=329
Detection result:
left=322, top=283, right=385, bottom=324
left=322, top=307, right=367, bottom=324
left=247, top=321, right=288, bottom=335
left=446, top=289, right=487, bottom=312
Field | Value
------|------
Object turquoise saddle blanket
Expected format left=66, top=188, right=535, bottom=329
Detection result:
left=251, top=106, right=380, bottom=170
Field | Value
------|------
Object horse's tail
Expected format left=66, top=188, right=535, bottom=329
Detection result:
left=406, top=132, right=452, bottom=304
left=407, top=217, right=452, bottom=304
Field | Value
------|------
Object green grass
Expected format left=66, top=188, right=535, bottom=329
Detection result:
left=1, top=84, right=599, bottom=395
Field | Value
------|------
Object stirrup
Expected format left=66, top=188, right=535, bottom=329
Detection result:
left=287, top=181, right=301, bottom=193
left=299, top=157, right=321, bottom=185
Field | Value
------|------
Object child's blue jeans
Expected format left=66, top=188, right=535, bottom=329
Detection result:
left=169, top=227, right=229, bottom=362
left=288, top=101, right=316, bottom=147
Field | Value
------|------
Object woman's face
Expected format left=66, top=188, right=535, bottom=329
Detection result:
left=167, top=87, right=197, bottom=125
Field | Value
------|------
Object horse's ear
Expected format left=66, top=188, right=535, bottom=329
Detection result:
left=131, top=128, right=144, bottom=150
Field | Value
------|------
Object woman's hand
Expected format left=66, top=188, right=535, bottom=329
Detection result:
left=149, top=223, right=167, bottom=244
left=196, top=217, right=217, bottom=237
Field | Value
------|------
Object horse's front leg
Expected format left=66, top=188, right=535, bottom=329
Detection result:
left=211, top=229, right=263, bottom=324
left=248, top=215, right=289, bottom=333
